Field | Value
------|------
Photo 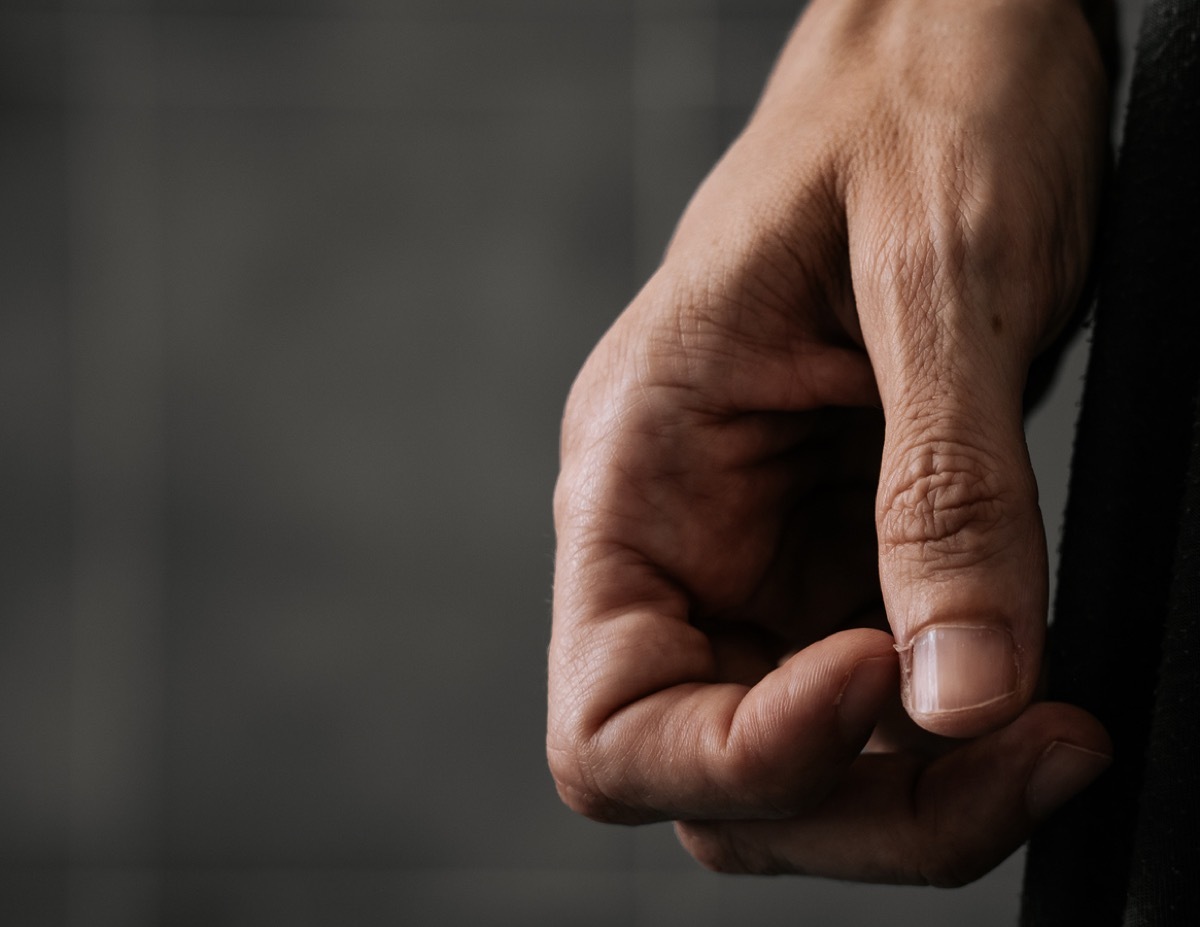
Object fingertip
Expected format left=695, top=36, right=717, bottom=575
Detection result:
left=742, top=627, right=898, bottom=744
left=898, top=620, right=1029, bottom=737
left=795, top=627, right=899, bottom=743
left=964, top=699, right=1112, bottom=823
left=817, top=625, right=900, bottom=664
left=1025, top=740, right=1112, bottom=821
left=836, top=653, right=900, bottom=742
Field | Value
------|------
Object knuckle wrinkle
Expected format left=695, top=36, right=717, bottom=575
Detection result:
left=878, top=440, right=1011, bottom=564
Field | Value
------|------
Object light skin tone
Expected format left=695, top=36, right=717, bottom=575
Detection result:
left=548, top=0, right=1113, bottom=885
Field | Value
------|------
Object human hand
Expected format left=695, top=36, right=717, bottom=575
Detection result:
left=548, top=0, right=1112, bottom=884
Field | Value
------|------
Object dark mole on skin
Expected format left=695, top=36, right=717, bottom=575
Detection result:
left=991, top=314, right=1003, bottom=334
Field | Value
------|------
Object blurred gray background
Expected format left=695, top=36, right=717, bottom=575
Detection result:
left=0, top=0, right=1145, bottom=924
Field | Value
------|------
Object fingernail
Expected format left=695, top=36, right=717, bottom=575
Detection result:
left=837, top=656, right=896, bottom=738
left=907, top=625, right=1016, bottom=715
left=1026, top=741, right=1112, bottom=820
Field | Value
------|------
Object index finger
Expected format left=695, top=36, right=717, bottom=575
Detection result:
left=548, top=508, right=899, bottom=825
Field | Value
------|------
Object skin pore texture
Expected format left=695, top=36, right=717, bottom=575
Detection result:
left=548, top=0, right=1113, bottom=884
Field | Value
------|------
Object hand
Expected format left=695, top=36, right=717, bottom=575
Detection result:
left=548, top=0, right=1112, bottom=885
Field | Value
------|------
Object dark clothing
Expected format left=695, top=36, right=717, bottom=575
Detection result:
left=1021, top=0, right=1200, bottom=922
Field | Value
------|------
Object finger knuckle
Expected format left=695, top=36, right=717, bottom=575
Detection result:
left=549, top=720, right=633, bottom=821
left=877, top=431, right=1015, bottom=569
left=553, top=776, right=622, bottom=825
left=546, top=739, right=626, bottom=825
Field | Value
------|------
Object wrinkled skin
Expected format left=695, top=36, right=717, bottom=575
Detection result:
left=549, top=0, right=1113, bottom=884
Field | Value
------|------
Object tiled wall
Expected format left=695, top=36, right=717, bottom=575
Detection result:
left=0, top=0, right=1144, bottom=924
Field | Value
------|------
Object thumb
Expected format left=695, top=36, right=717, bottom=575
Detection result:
left=857, top=231, right=1050, bottom=740
left=876, top=394, right=1045, bottom=738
